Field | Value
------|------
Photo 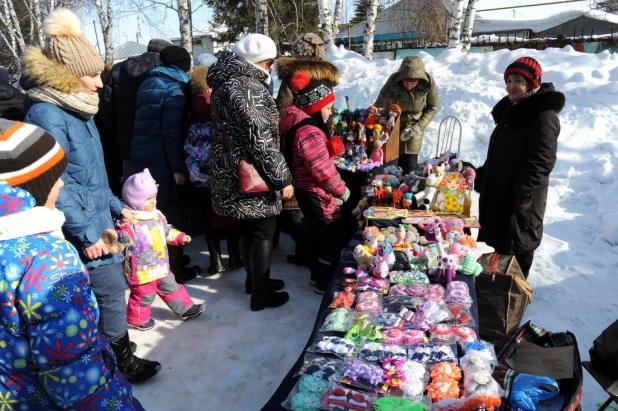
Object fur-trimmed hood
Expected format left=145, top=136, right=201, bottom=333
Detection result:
left=190, top=66, right=210, bottom=94
left=22, top=46, right=81, bottom=93
left=276, top=57, right=339, bottom=86
left=492, top=82, right=565, bottom=129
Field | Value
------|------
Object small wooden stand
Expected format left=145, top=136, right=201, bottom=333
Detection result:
left=383, top=118, right=400, bottom=164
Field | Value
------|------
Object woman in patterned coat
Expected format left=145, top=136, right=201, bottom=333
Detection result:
left=207, top=34, right=294, bottom=311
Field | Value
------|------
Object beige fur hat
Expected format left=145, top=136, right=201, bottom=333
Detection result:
left=43, top=9, right=104, bottom=78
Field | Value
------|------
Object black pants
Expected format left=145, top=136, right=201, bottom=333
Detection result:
left=515, top=252, right=534, bottom=280
left=399, top=153, right=419, bottom=175
left=237, top=216, right=277, bottom=295
left=295, top=190, right=343, bottom=284
left=279, top=209, right=311, bottom=264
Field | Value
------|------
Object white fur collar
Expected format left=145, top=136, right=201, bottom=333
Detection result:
left=131, top=209, right=157, bottom=220
left=0, top=207, right=66, bottom=241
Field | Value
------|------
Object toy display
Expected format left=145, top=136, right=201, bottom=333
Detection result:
left=333, top=105, right=402, bottom=173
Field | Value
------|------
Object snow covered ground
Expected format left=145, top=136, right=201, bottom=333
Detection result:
left=133, top=46, right=618, bottom=410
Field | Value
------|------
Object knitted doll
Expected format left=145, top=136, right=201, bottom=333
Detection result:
left=370, top=140, right=384, bottom=165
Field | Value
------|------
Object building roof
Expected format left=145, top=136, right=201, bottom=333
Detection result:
left=113, top=41, right=147, bottom=60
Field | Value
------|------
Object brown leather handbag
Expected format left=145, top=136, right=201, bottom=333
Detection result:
left=221, top=128, right=271, bottom=193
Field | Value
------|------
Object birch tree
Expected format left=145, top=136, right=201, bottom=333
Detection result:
left=253, top=0, right=269, bottom=34
left=362, top=0, right=379, bottom=59
left=0, top=0, right=25, bottom=73
left=317, top=0, right=334, bottom=45
left=461, top=0, right=477, bottom=53
left=31, top=0, right=45, bottom=46
left=447, top=0, right=465, bottom=49
left=176, top=0, right=193, bottom=55
left=331, top=0, right=343, bottom=40
left=94, top=0, right=114, bottom=65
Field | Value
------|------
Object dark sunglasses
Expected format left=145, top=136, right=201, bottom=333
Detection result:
left=263, top=59, right=275, bottom=67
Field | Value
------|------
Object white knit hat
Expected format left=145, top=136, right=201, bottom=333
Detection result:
left=231, top=33, right=277, bottom=64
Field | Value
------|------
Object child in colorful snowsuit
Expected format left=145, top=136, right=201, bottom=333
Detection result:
left=118, top=168, right=204, bottom=330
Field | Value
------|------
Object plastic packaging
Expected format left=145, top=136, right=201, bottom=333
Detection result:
left=446, top=302, right=475, bottom=326
left=354, top=277, right=390, bottom=294
left=389, top=270, right=429, bottom=285
left=432, top=393, right=501, bottom=411
left=459, top=351, right=493, bottom=375
left=281, top=375, right=329, bottom=411
left=329, top=288, right=355, bottom=309
left=427, top=378, right=461, bottom=403
left=340, top=358, right=385, bottom=391
left=383, top=295, right=424, bottom=312
left=355, top=291, right=383, bottom=312
left=357, top=342, right=408, bottom=363
left=308, top=334, right=356, bottom=358
left=509, top=373, right=560, bottom=411
left=463, top=372, right=505, bottom=397
left=430, top=324, right=455, bottom=342
left=382, top=328, right=427, bottom=346
left=464, top=340, right=498, bottom=365
left=296, top=354, right=343, bottom=382
left=424, top=283, right=446, bottom=303
left=389, top=283, right=428, bottom=297
left=373, top=396, right=430, bottom=411
left=323, top=384, right=377, bottom=411
left=419, top=300, right=454, bottom=325
left=345, top=312, right=380, bottom=345
left=380, top=358, right=428, bottom=398
left=320, top=308, right=351, bottom=332
left=408, top=343, right=457, bottom=364
left=452, top=326, right=477, bottom=343
left=445, top=281, right=473, bottom=305
left=430, top=362, right=462, bottom=381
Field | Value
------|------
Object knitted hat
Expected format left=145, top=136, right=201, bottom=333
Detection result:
left=43, top=9, right=104, bottom=78
left=160, top=46, right=192, bottom=73
left=194, top=53, right=218, bottom=68
left=232, top=33, right=277, bottom=64
left=122, top=168, right=158, bottom=211
left=0, top=119, right=68, bottom=206
left=0, top=67, right=9, bottom=85
left=504, top=57, right=542, bottom=89
left=292, top=33, right=326, bottom=60
left=147, top=38, right=173, bottom=53
left=289, top=71, right=335, bottom=115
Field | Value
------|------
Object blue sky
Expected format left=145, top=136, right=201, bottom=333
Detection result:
left=82, top=0, right=595, bottom=51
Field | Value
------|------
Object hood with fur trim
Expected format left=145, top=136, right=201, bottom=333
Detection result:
left=190, top=66, right=210, bottom=94
left=276, top=57, right=339, bottom=86
left=492, top=82, right=565, bottom=129
left=23, top=47, right=81, bottom=93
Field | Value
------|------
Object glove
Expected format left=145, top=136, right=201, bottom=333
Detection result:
left=336, top=186, right=350, bottom=206
left=400, top=124, right=421, bottom=141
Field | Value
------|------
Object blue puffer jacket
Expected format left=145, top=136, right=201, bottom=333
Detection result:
left=132, top=65, right=189, bottom=176
left=0, top=182, right=134, bottom=410
left=25, top=103, right=124, bottom=269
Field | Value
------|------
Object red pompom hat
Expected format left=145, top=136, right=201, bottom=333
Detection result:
left=289, top=71, right=335, bottom=115
left=504, top=57, right=543, bottom=89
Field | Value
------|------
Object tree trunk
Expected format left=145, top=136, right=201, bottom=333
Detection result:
left=362, top=0, right=378, bottom=59
left=176, top=0, right=193, bottom=56
left=447, top=0, right=465, bottom=49
left=0, top=0, right=21, bottom=73
left=31, top=0, right=45, bottom=46
left=5, top=0, right=26, bottom=52
left=253, top=0, right=269, bottom=34
left=332, top=0, right=343, bottom=40
left=461, top=0, right=477, bottom=53
left=317, top=0, right=334, bottom=45
left=94, top=0, right=114, bottom=66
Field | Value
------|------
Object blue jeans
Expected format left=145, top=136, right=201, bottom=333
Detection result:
left=88, top=262, right=128, bottom=340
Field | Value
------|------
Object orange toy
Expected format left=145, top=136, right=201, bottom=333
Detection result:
left=391, top=190, right=403, bottom=208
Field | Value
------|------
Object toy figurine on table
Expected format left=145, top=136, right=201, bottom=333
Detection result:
left=434, top=172, right=468, bottom=214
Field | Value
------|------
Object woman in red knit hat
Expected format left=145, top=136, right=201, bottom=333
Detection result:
left=475, top=57, right=565, bottom=278
left=280, top=71, right=350, bottom=293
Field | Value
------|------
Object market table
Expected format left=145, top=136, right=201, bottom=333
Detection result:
left=261, top=230, right=479, bottom=411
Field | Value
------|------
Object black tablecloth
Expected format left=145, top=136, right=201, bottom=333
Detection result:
left=261, top=230, right=479, bottom=410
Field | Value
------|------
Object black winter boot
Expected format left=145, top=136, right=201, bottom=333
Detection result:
left=249, top=240, right=289, bottom=311
left=240, top=236, right=284, bottom=294
left=206, top=233, right=225, bottom=275
left=226, top=230, right=244, bottom=270
left=109, top=332, right=161, bottom=383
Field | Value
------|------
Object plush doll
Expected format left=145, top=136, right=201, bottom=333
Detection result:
left=374, top=253, right=389, bottom=279
left=386, top=104, right=402, bottom=129
left=443, top=217, right=465, bottom=236
left=448, top=159, right=463, bottom=172
left=372, top=124, right=383, bottom=143
left=414, top=170, right=444, bottom=210
left=448, top=243, right=471, bottom=257
left=405, top=226, right=420, bottom=244
left=462, top=166, right=476, bottom=190
left=435, top=172, right=467, bottom=214
left=365, top=105, right=377, bottom=127
left=369, top=140, right=384, bottom=165
left=359, top=130, right=367, bottom=147
left=403, top=192, right=413, bottom=209
left=354, top=245, right=375, bottom=271
left=380, top=227, right=398, bottom=245
left=364, top=232, right=379, bottom=254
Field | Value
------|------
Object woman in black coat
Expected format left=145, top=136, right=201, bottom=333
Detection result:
left=475, top=57, right=565, bottom=278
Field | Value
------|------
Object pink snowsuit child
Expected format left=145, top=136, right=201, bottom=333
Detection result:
left=118, top=169, right=204, bottom=330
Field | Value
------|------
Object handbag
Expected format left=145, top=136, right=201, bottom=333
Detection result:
left=476, top=253, right=534, bottom=342
left=220, top=127, right=271, bottom=193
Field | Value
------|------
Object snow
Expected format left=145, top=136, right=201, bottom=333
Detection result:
left=133, top=45, right=618, bottom=410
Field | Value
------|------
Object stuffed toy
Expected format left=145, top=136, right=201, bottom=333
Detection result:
left=374, top=253, right=389, bottom=279
left=365, top=105, right=378, bottom=128
left=414, top=169, right=444, bottom=210
left=386, top=104, right=402, bottom=129
left=380, top=227, right=398, bottom=244
left=369, top=140, right=384, bottom=165
left=354, top=244, right=375, bottom=271
left=102, top=228, right=125, bottom=254
left=448, top=159, right=463, bottom=172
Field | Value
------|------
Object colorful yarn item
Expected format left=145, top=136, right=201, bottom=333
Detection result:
left=341, top=358, right=385, bottom=390
left=322, top=308, right=350, bottom=332
left=373, top=397, right=428, bottom=411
